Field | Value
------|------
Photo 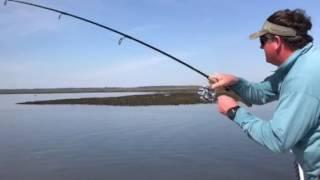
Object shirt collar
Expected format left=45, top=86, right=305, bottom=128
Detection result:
left=276, top=42, right=314, bottom=74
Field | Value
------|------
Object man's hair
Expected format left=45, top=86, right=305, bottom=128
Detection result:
left=267, top=9, right=313, bottom=50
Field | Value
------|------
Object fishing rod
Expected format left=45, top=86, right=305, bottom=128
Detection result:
left=4, top=0, right=252, bottom=106
left=4, top=0, right=208, bottom=79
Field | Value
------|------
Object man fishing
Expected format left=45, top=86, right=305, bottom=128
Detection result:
left=5, top=1, right=318, bottom=178
left=209, top=9, right=320, bottom=180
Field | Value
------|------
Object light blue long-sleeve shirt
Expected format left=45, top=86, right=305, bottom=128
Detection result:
left=230, top=43, right=320, bottom=179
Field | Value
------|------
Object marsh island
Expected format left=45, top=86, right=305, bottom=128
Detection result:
left=18, top=92, right=207, bottom=106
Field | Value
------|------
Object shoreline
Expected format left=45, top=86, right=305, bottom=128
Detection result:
left=17, top=92, right=208, bottom=106
left=0, top=86, right=200, bottom=95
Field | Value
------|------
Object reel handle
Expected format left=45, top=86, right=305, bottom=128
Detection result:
left=214, top=87, right=252, bottom=107
left=197, top=86, right=252, bottom=107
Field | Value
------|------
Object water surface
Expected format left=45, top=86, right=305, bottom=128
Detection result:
left=0, top=93, right=295, bottom=180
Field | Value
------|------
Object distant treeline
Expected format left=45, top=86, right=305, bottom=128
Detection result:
left=0, top=86, right=201, bottom=94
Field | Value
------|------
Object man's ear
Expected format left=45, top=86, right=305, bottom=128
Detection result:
left=273, top=35, right=283, bottom=54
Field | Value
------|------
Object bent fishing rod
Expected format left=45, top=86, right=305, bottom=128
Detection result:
left=4, top=0, right=208, bottom=79
left=4, top=0, right=252, bottom=106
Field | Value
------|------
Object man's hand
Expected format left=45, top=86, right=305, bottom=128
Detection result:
left=209, top=73, right=251, bottom=107
left=209, top=73, right=239, bottom=90
left=217, top=95, right=239, bottom=115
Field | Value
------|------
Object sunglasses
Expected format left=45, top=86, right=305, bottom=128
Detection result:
left=259, top=34, right=274, bottom=48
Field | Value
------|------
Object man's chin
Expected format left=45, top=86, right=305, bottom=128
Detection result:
left=266, top=58, right=277, bottom=66
left=266, top=58, right=271, bottom=64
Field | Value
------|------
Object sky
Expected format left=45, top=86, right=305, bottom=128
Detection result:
left=1, top=0, right=320, bottom=89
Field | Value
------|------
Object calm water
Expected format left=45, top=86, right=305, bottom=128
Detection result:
left=0, top=93, right=295, bottom=180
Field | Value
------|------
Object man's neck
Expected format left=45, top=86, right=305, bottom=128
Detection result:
left=277, top=47, right=295, bottom=66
